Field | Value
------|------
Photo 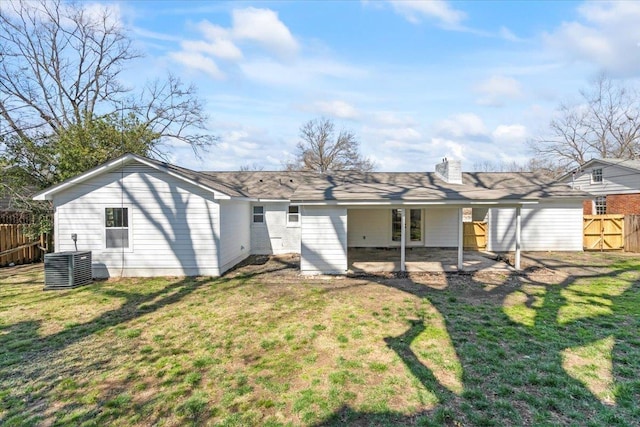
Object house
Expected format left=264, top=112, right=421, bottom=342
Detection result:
left=33, top=154, right=588, bottom=278
left=559, top=158, right=640, bottom=215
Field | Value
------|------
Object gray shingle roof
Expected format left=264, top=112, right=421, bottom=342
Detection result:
left=201, top=171, right=318, bottom=199
left=66, top=154, right=587, bottom=203
left=288, top=171, right=587, bottom=202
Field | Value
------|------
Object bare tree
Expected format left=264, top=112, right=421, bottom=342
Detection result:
left=239, top=162, right=264, bottom=171
left=531, top=74, right=640, bottom=171
left=473, top=158, right=566, bottom=178
left=285, top=117, right=374, bottom=173
left=0, top=0, right=216, bottom=188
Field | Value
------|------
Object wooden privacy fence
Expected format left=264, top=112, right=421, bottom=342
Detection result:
left=624, top=215, right=640, bottom=252
left=463, top=221, right=487, bottom=251
left=0, top=224, right=48, bottom=266
left=583, top=215, right=624, bottom=251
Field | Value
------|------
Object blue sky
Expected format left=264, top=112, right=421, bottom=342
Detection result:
left=105, top=1, right=640, bottom=171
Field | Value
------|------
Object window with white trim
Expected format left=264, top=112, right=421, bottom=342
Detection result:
left=592, top=168, right=603, bottom=183
left=105, top=207, right=129, bottom=248
left=287, top=205, right=299, bottom=225
left=594, top=196, right=607, bottom=215
left=253, top=206, right=264, bottom=223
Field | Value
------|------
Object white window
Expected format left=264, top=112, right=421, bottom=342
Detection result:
left=592, top=168, right=603, bottom=183
left=253, top=206, right=264, bottom=223
left=594, top=196, right=607, bottom=215
left=287, top=205, right=300, bottom=225
left=105, top=207, right=129, bottom=248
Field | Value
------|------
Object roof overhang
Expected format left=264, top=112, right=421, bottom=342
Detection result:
left=33, top=153, right=233, bottom=201
left=291, top=199, right=541, bottom=207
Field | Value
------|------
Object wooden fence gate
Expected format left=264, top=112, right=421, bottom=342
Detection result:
left=0, top=224, right=48, bottom=266
left=583, top=215, right=624, bottom=251
left=463, top=221, right=487, bottom=251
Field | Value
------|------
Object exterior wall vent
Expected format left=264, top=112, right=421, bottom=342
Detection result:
left=44, top=251, right=92, bottom=290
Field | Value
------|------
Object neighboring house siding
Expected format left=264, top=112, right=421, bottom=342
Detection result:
left=219, top=200, right=251, bottom=273
left=567, top=164, right=640, bottom=214
left=301, top=206, right=347, bottom=275
left=53, top=164, right=222, bottom=277
left=424, top=208, right=459, bottom=247
left=570, top=164, right=640, bottom=196
left=250, top=202, right=301, bottom=255
left=347, top=209, right=389, bottom=247
left=487, top=201, right=583, bottom=252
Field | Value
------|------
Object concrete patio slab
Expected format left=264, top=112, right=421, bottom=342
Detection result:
left=348, top=247, right=512, bottom=273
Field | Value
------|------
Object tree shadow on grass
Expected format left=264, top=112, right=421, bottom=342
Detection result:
left=317, top=260, right=640, bottom=426
left=0, top=256, right=297, bottom=426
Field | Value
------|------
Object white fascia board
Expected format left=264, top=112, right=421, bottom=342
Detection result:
left=250, top=199, right=290, bottom=203
left=294, top=200, right=540, bottom=207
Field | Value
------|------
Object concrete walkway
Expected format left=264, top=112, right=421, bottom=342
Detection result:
left=348, top=247, right=512, bottom=273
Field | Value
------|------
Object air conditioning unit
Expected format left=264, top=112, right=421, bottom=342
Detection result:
left=44, top=251, right=92, bottom=290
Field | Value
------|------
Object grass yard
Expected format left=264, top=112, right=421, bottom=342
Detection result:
left=0, top=252, right=639, bottom=426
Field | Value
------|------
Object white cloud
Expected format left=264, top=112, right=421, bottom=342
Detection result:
left=168, top=7, right=298, bottom=77
left=167, top=51, right=225, bottom=79
left=239, top=57, right=365, bottom=87
left=474, top=76, right=523, bottom=107
left=308, top=100, right=360, bottom=119
left=544, top=1, right=640, bottom=75
left=388, top=0, right=466, bottom=27
left=430, top=137, right=467, bottom=161
left=383, top=127, right=422, bottom=141
left=83, top=2, right=123, bottom=29
left=184, top=21, right=243, bottom=61
left=369, top=112, right=417, bottom=127
left=181, top=39, right=243, bottom=61
left=181, top=121, right=286, bottom=170
left=231, top=7, right=299, bottom=58
left=499, top=26, right=522, bottom=42
left=434, top=113, right=488, bottom=138
left=492, top=124, right=528, bottom=144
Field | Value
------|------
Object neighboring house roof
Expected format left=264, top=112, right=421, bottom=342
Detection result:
left=290, top=171, right=586, bottom=203
left=34, top=153, right=589, bottom=204
left=559, top=158, right=640, bottom=182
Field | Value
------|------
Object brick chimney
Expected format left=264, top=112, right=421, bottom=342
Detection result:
left=435, top=158, right=462, bottom=184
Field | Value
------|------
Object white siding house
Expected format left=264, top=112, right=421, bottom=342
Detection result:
left=51, top=162, right=237, bottom=277
left=35, top=154, right=589, bottom=277
left=300, top=206, right=348, bottom=275
left=487, top=201, right=584, bottom=252
left=251, top=202, right=301, bottom=255
left=424, top=207, right=460, bottom=247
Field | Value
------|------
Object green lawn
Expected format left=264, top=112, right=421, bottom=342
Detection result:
left=0, top=253, right=639, bottom=426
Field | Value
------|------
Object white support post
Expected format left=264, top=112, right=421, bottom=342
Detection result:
left=400, top=208, right=406, bottom=272
left=515, top=206, right=521, bottom=270
left=457, top=208, right=464, bottom=271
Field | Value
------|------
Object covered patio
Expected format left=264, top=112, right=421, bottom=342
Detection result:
left=348, top=247, right=513, bottom=273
